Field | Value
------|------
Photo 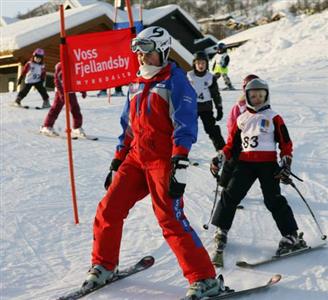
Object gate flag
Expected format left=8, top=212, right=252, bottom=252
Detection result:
left=64, top=28, right=138, bottom=92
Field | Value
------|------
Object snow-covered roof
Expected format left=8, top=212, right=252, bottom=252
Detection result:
left=0, top=2, right=202, bottom=53
left=0, top=2, right=124, bottom=52
left=0, top=16, right=18, bottom=26
left=194, top=34, right=219, bottom=45
left=172, top=37, right=194, bottom=65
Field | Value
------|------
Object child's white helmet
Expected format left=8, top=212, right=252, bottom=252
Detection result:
left=245, top=78, right=270, bottom=111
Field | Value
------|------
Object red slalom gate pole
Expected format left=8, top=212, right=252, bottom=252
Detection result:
left=59, top=5, right=79, bottom=224
left=125, top=0, right=135, bottom=28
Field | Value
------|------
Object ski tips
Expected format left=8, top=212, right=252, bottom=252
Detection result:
left=143, top=255, right=155, bottom=263
left=270, top=274, right=282, bottom=284
left=139, top=255, right=155, bottom=267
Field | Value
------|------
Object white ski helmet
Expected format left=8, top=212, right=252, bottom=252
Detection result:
left=245, top=78, right=270, bottom=111
left=131, top=26, right=171, bottom=65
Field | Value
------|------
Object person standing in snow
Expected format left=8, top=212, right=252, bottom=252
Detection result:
left=82, top=26, right=225, bottom=299
left=187, top=51, right=225, bottom=151
left=211, top=43, right=235, bottom=90
left=13, top=48, right=50, bottom=108
left=210, top=78, right=307, bottom=256
left=40, top=62, right=87, bottom=138
left=218, top=74, right=259, bottom=188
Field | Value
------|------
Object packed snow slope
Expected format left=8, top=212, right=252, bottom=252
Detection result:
left=1, top=10, right=328, bottom=300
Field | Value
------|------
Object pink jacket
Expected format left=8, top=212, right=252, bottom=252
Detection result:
left=227, top=96, right=247, bottom=135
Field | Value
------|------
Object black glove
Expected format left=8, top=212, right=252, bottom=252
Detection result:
left=275, top=156, right=292, bottom=184
left=104, top=158, right=122, bottom=190
left=216, top=107, right=223, bottom=121
left=169, top=156, right=189, bottom=198
left=210, top=152, right=225, bottom=178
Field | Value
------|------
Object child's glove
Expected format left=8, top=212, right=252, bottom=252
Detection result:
left=169, top=156, right=189, bottom=198
left=210, top=152, right=225, bottom=178
left=216, top=107, right=223, bottom=121
left=275, top=156, right=292, bottom=184
left=104, top=158, right=122, bottom=190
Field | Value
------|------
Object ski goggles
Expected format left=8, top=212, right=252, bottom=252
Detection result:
left=131, top=38, right=156, bottom=54
left=247, top=89, right=268, bottom=103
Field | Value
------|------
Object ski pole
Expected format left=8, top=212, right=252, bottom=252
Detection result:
left=289, top=181, right=327, bottom=240
left=203, top=176, right=220, bottom=230
left=290, top=171, right=303, bottom=182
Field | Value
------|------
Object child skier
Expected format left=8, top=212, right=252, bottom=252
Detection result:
left=219, top=74, right=259, bottom=188
left=40, top=62, right=87, bottom=138
left=211, top=43, right=235, bottom=90
left=210, top=78, right=307, bottom=258
left=187, top=51, right=225, bottom=151
left=13, top=48, right=50, bottom=108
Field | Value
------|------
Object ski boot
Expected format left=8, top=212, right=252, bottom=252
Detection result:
left=276, top=231, right=307, bottom=256
left=13, top=98, right=22, bottom=107
left=211, top=228, right=228, bottom=267
left=214, top=228, right=228, bottom=251
left=183, top=275, right=226, bottom=300
left=40, top=126, right=59, bottom=137
left=72, top=127, right=87, bottom=138
left=81, top=265, right=117, bottom=292
left=42, top=99, right=51, bottom=108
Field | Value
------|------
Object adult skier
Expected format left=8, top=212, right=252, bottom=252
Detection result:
left=187, top=51, right=225, bottom=151
left=210, top=78, right=307, bottom=257
left=13, top=48, right=50, bottom=108
left=211, top=42, right=235, bottom=90
left=81, top=26, right=224, bottom=299
left=39, top=62, right=87, bottom=138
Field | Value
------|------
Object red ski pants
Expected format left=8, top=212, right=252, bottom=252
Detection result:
left=92, top=155, right=216, bottom=284
left=43, top=92, right=82, bottom=129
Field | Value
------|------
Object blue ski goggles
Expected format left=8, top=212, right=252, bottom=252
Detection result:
left=131, top=38, right=156, bottom=53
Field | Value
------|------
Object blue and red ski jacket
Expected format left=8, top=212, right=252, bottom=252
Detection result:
left=114, top=62, right=198, bottom=165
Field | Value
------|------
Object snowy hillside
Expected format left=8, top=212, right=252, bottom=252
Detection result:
left=1, top=10, right=328, bottom=300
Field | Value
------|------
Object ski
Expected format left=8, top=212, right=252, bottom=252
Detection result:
left=37, top=132, right=98, bottom=141
left=236, top=243, right=326, bottom=268
left=202, top=274, right=281, bottom=299
left=35, top=106, right=50, bottom=110
left=221, top=87, right=241, bottom=91
left=57, top=255, right=155, bottom=300
left=73, top=135, right=98, bottom=141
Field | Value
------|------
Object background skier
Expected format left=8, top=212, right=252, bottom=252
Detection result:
left=187, top=51, right=225, bottom=151
left=13, top=48, right=50, bottom=108
left=211, top=42, right=235, bottom=90
left=39, top=62, right=87, bottom=138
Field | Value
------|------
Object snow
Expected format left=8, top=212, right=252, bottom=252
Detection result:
left=1, top=9, right=328, bottom=300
